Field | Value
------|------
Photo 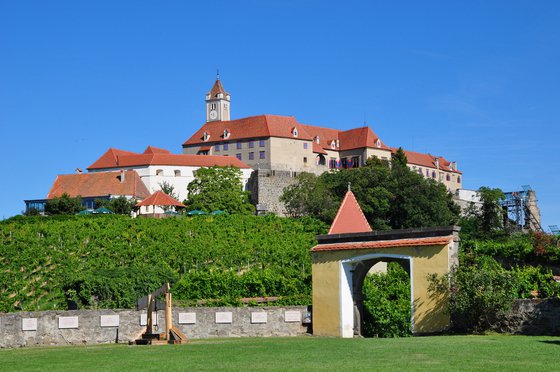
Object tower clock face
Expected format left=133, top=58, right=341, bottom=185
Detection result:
left=209, top=110, right=218, bottom=120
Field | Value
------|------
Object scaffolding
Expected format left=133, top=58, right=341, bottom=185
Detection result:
left=500, top=185, right=543, bottom=232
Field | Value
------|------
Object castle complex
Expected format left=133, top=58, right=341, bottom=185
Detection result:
left=183, top=78, right=462, bottom=214
left=25, top=77, right=463, bottom=216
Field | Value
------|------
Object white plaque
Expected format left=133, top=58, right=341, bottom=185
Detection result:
left=58, top=316, right=79, bottom=329
left=215, top=312, right=232, bottom=324
left=100, top=315, right=119, bottom=327
left=284, top=310, right=301, bottom=323
left=22, top=318, right=38, bottom=331
left=140, top=312, right=158, bottom=326
left=251, top=312, right=268, bottom=324
left=178, top=312, right=196, bottom=324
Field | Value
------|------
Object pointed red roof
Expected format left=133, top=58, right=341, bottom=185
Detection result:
left=209, top=79, right=229, bottom=98
left=143, top=146, right=171, bottom=154
left=328, top=191, right=372, bottom=235
left=135, top=191, right=185, bottom=207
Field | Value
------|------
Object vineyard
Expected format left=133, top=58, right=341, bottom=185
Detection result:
left=0, top=215, right=327, bottom=312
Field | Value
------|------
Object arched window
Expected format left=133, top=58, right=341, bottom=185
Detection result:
left=292, top=127, right=298, bottom=137
left=203, top=132, right=210, bottom=141
left=376, top=139, right=381, bottom=148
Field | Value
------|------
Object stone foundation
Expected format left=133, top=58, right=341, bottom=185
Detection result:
left=491, top=298, right=560, bottom=335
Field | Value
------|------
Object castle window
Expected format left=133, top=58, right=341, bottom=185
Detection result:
left=249, top=152, right=254, bottom=160
left=259, top=151, right=265, bottom=159
left=215, top=144, right=220, bottom=151
left=203, top=132, right=210, bottom=141
left=223, top=143, right=229, bottom=151
left=457, top=176, right=461, bottom=183
left=303, top=157, right=308, bottom=164
left=236, top=142, right=242, bottom=149
left=248, top=141, right=254, bottom=148
left=432, top=171, right=436, bottom=178
left=223, top=129, right=230, bottom=139
left=329, top=158, right=337, bottom=169
left=351, top=156, right=360, bottom=168
left=314, top=136, right=320, bottom=144
left=236, top=153, right=242, bottom=160
left=446, top=174, right=451, bottom=181
left=376, top=139, right=381, bottom=148
left=259, top=139, right=265, bottom=147
left=292, top=128, right=298, bottom=137
left=211, top=103, right=217, bottom=110
left=156, top=169, right=163, bottom=176
left=303, top=143, right=308, bottom=149
left=175, top=170, right=181, bottom=177
left=331, top=141, right=336, bottom=149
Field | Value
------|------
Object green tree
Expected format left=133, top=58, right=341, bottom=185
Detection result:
left=186, top=166, right=255, bottom=214
left=159, top=181, right=178, bottom=200
left=45, top=193, right=84, bottom=215
left=280, top=151, right=459, bottom=229
left=459, top=186, right=505, bottom=238
left=94, top=197, right=137, bottom=215
left=280, top=172, right=337, bottom=221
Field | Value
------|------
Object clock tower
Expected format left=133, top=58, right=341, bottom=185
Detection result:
left=205, top=74, right=230, bottom=122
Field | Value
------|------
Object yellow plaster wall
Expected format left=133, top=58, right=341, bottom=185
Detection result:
left=311, top=242, right=452, bottom=337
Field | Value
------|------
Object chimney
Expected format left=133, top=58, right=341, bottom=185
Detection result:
left=450, top=161, right=457, bottom=171
left=120, top=170, right=125, bottom=183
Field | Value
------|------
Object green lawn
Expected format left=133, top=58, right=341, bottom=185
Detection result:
left=1, top=335, right=559, bottom=371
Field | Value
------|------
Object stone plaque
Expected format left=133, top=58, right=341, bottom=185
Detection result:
left=178, top=312, right=196, bottom=324
left=215, top=312, right=232, bottom=324
left=100, top=315, right=120, bottom=327
left=22, top=318, right=38, bottom=331
left=140, top=312, right=159, bottom=326
left=58, top=316, right=79, bottom=329
left=284, top=310, right=301, bottom=323
left=251, top=312, right=268, bottom=324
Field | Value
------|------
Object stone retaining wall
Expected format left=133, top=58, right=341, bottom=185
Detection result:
left=0, top=306, right=311, bottom=348
left=491, top=298, right=560, bottom=335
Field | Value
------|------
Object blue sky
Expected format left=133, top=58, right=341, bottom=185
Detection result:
left=1, top=1, right=558, bottom=229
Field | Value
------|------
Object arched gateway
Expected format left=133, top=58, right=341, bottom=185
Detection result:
left=311, top=191, right=460, bottom=337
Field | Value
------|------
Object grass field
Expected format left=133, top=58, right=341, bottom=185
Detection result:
left=2, top=335, right=559, bottom=371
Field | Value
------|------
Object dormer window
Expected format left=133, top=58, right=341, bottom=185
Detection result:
left=314, top=136, right=320, bottom=144
left=292, top=127, right=298, bottom=137
left=376, top=139, right=381, bottom=148
left=223, top=129, right=231, bottom=139
left=203, top=131, right=210, bottom=141
left=330, top=141, right=336, bottom=150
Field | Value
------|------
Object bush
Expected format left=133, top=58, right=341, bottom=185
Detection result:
left=362, top=262, right=412, bottom=337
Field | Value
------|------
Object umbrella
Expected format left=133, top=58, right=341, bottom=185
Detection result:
left=187, top=209, right=206, bottom=216
left=93, top=207, right=114, bottom=214
left=164, top=210, right=180, bottom=215
left=210, top=210, right=226, bottom=215
left=77, top=209, right=94, bottom=215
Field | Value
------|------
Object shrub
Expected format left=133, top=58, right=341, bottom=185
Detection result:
left=362, top=262, right=412, bottom=337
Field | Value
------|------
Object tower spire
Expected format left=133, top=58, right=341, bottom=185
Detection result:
left=216, top=69, right=220, bottom=80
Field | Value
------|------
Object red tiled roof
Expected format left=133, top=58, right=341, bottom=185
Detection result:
left=143, top=146, right=171, bottom=154
left=311, top=236, right=453, bottom=252
left=87, top=147, right=250, bottom=170
left=184, top=115, right=390, bottom=153
left=392, top=148, right=461, bottom=174
left=312, top=142, right=328, bottom=155
left=338, top=127, right=389, bottom=151
left=182, top=115, right=314, bottom=145
left=328, top=191, right=372, bottom=234
left=209, top=79, right=229, bottom=98
left=136, top=190, right=185, bottom=207
left=47, top=171, right=150, bottom=199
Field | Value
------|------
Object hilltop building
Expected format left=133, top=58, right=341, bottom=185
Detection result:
left=182, top=78, right=462, bottom=214
left=25, top=146, right=251, bottom=213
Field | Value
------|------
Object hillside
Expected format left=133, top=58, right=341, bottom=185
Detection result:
left=0, top=215, right=327, bottom=312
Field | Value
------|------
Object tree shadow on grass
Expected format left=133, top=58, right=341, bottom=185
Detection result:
left=538, top=340, right=560, bottom=346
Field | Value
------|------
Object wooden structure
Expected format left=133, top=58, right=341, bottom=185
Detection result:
left=133, top=283, right=188, bottom=345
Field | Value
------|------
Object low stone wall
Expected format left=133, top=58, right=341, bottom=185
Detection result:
left=491, top=298, right=560, bottom=335
left=0, top=306, right=311, bottom=348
